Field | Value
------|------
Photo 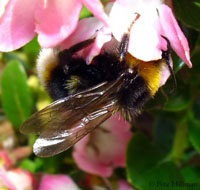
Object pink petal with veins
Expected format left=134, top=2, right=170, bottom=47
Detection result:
left=35, top=0, right=82, bottom=48
left=39, top=174, right=80, bottom=190
left=82, top=0, right=109, bottom=27
left=73, top=135, right=114, bottom=177
left=109, top=0, right=165, bottom=61
left=60, top=3, right=112, bottom=64
left=60, top=17, right=103, bottom=50
left=158, top=4, right=192, bottom=67
left=73, top=113, right=131, bottom=177
left=85, top=26, right=112, bottom=64
left=0, top=0, right=36, bottom=52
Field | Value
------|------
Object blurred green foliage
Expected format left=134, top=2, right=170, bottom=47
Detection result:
left=0, top=1, right=200, bottom=190
left=1, top=60, right=32, bottom=127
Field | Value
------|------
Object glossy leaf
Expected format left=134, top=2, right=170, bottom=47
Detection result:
left=20, top=158, right=43, bottom=173
left=181, top=166, right=200, bottom=183
left=22, top=37, right=40, bottom=65
left=163, top=93, right=190, bottom=112
left=126, top=133, right=184, bottom=190
left=153, top=116, right=175, bottom=154
left=173, top=0, right=200, bottom=31
left=1, top=60, right=33, bottom=127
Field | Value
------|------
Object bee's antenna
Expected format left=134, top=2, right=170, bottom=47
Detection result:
left=119, top=13, right=140, bottom=62
left=161, top=35, right=177, bottom=94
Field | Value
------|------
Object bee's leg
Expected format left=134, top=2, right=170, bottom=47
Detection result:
left=118, top=13, right=140, bottom=62
left=161, top=35, right=177, bottom=94
left=59, top=38, right=95, bottom=61
left=68, top=38, right=95, bottom=54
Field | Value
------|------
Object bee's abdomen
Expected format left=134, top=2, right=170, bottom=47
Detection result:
left=117, top=72, right=150, bottom=120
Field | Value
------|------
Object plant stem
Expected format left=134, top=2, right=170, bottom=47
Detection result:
left=169, top=120, right=188, bottom=164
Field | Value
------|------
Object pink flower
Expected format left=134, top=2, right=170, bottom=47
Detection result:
left=39, top=174, right=80, bottom=190
left=73, top=113, right=132, bottom=177
left=0, top=168, right=34, bottom=190
left=0, top=147, right=32, bottom=170
left=0, top=150, right=13, bottom=170
left=61, top=0, right=191, bottom=86
left=0, top=0, right=108, bottom=51
left=109, top=0, right=191, bottom=67
left=6, top=169, right=35, bottom=190
left=0, top=150, right=35, bottom=190
left=1, top=0, right=191, bottom=74
left=0, top=168, right=16, bottom=189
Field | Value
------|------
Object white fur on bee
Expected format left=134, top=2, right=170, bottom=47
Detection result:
left=37, top=48, right=59, bottom=87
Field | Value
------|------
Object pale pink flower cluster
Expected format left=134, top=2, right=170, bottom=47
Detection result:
left=0, top=150, right=35, bottom=190
left=0, top=0, right=108, bottom=51
left=39, top=174, right=80, bottom=190
left=0, top=149, right=130, bottom=189
left=0, top=150, right=81, bottom=190
left=0, top=0, right=191, bottom=67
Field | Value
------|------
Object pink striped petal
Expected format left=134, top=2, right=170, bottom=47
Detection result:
left=158, top=4, right=192, bottom=67
left=82, top=0, right=109, bottom=27
left=0, top=0, right=36, bottom=52
left=85, top=26, right=112, bottom=64
left=35, top=0, right=82, bottom=48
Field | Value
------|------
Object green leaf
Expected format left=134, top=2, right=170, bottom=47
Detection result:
left=22, top=37, right=40, bottom=64
left=153, top=116, right=175, bottom=154
left=173, top=0, right=200, bottom=31
left=192, top=100, right=200, bottom=120
left=126, top=133, right=184, bottom=190
left=163, top=93, right=190, bottom=112
left=181, top=166, right=200, bottom=182
left=1, top=60, right=33, bottom=127
left=190, top=50, right=200, bottom=87
left=194, top=2, right=200, bottom=7
left=3, top=52, right=26, bottom=66
left=79, top=6, right=92, bottom=19
left=181, top=166, right=200, bottom=189
left=188, top=113, right=200, bottom=153
left=20, top=158, right=43, bottom=173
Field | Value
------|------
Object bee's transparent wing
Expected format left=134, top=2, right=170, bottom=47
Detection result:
left=20, top=81, right=110, bottom=135
left=33, top=101, right=114, bottom=157
left=20, top=75, right=124, bottom=157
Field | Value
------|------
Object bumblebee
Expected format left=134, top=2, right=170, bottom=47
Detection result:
left=20, top=14, right=176, bottom=157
